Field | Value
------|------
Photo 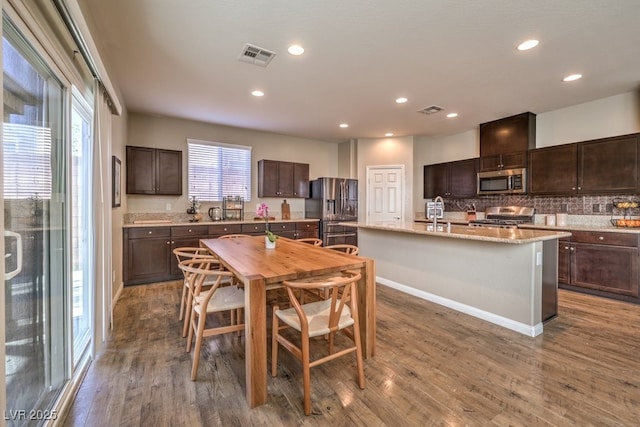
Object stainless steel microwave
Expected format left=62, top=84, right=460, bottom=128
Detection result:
left=477, top=168, right=526, bottom=195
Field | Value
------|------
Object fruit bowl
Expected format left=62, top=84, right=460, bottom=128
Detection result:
left=611, top=218, right=640, bottom=228
left=613, top=199, right=639, bottom=209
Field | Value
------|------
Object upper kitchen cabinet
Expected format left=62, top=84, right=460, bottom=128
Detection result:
left=479, top=112, right=536, bottom=172
left=126, top=145, right=182, bottom=195
left=424, top=158, right=478, bottom=198
left=578, top=133, right=639, bottom=194
left=258, top=159, right=309, bottom=198
left=528, top=143, right=578, bottom=195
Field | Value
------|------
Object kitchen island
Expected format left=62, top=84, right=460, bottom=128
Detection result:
left=351, top=221, right=571, bottom=336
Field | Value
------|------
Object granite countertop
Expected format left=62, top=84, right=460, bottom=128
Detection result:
left=350, top=221, right=571, bottom=244
left=123, top=218, right=319, bottom=228
left=519, top=223, right=640, bottom=234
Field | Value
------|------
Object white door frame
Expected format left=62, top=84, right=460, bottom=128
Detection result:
left=365, top=165, right=406, bottom=222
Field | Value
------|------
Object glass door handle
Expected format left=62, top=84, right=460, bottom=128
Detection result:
left=4, top=230, right=23, bottom=280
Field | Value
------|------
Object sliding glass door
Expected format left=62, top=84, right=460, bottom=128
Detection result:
left=3, top=18, right=68, bottom=420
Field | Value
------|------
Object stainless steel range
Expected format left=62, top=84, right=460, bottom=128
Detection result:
left=469, top=206, right=535, bottom=228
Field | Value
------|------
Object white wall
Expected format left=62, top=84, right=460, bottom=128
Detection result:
left=126, top=113, right=339, bottom=217
left=356, top=136, right=414, bottom=221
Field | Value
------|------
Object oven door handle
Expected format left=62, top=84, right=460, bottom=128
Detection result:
left=326, top=233, right=357, bottom=238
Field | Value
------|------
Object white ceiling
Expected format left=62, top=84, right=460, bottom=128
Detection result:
left=81, top=0, right=640, bottom=142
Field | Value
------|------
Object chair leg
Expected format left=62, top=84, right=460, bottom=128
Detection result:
left=179, top=281, right=187, bottom=321
left=350, top=306, right=365, bottom=390
left=301, top=335, right=312, bottom=416
left=182, top=290, right=194, bottom=338
left=186, top=306, right=196, bottom=352
left=271, top=306, right=279, bottom=377
left=191, top=312, right=206, bottom=381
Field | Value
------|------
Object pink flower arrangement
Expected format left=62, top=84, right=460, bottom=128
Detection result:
left=256, top=203, right=277, bottom=242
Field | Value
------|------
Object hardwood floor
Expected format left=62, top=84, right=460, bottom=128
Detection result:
left=62, top=281, right=640, bottom=426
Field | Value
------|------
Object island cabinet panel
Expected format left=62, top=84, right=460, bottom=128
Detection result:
left=479, top=112, right=535, bottom=172
left=126, top=145, right=182, bottom=195
left=124, top=227, right=172, bottom=285
left=557, top=229, right=640, bottom=303
left=529, top=143, right=578, bottom=195
left=578, top=134, right=639, bottom=194
left=257, top=159, right=309, bottom=198
left=424, top=158, right=478, bottom=198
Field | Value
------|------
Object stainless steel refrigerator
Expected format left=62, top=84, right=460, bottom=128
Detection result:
left=305, top=177, right=358, bottom=246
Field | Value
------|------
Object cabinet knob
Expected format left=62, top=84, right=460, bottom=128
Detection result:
left=572, top=187, right=576, bottom=190
left=598, top=236, right=604, bottom=240
left=564, top=246, right=569, bottom=250
left=223, top=228, right=228, bottom=231
left=570, top=247, right=574, bottom=251
left=282, top=225, right=286, bottom=229
left=188, top=229, right=192, bottom=233
left=578, top=187, right=582, bottom=190
left=166, top=241, right=170, bottom=245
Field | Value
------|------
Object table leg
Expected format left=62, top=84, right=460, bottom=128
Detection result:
left=244, top=277, right=268, bottom=407
left=357, top=258, right=376, bottom=358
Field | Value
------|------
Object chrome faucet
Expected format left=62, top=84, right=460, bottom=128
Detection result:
left=433, top=195, right=444, bottom=228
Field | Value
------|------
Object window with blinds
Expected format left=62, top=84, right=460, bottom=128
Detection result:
left=187, top=139, right=252, bottom=202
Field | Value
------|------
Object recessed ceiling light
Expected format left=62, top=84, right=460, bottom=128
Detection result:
left=288, top=44, right=305, bottom=55
left=385, top=133, right=394, bottom=137
left=517, top=39, right=539, bottom=51
left=251, top=90, right=265, bottom=97
left=395, top=97, right=408, bottom=104
left=339, top=123, right=349, bottom=128
left=563, top=74, right=582, bottom=82
left=446, top=112, right=458, bottom=118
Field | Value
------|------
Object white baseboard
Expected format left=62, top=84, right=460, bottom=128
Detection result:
left=113, top=281, right=123, bottom=308
left=377, top=276, right=543, bottom=337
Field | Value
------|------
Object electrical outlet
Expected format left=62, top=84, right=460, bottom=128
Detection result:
left=166, top=203, right=172, bottom=211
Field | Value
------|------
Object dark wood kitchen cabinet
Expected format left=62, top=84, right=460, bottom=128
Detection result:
left=126, top=145, right=182, bottom=195
left=257, top=160, right=309, bottom=198
left=479, top=112, right=535, bottom=172
left=169, top=225, right=210, bottom=276
left=557, top=230, right=639, bottom=303
left=424, top=158, right=478, bottom=198
left=528, top=143, right=578, bottom=195
left=123, top=227, right=173, bottom=285
left=578, top=133, right=639, bottom=194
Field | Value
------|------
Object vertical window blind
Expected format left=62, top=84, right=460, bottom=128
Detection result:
left=187, top=139, right=252, bottom=202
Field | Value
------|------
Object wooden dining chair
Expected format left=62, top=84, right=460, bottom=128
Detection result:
left=296, top=237, right=323, bottom=246
left=173, top=247, right=222, bottom=328
left=271, top=271, right=365, bottom=415
left=180, top=258, right=245, bottom=381
left=324, top=244, right=359, bottom=255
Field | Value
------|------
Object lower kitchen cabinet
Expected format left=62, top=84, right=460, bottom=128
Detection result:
left=124, top=221, right=320, bottom=285
left=124, top=227, right=173, bottom=285
left=558, top=230, right=640, bottom=303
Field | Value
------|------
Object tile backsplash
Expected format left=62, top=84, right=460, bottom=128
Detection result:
left=443, top=194, right=639, bottom=216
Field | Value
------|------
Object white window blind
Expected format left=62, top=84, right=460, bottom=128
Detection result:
left=187, top=139, right=252, bottom=202
left=3, top=123, right=52, bottom=199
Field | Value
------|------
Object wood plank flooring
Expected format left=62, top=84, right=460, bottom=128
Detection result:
left=62, top=281, right=640, bottom=426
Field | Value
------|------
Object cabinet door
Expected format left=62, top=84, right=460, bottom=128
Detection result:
left=126, top=146, right=155, bottom=194
left=423, top=163, right=449, bottom=198
left=480, top=112, right=535, bottom=157
left=479, top=155, right=502, bottom=172
left=571, top=243, right=639, bottom=297
left=156, top=149, right=182, bottom=195
left=277, top=161, right=295, bottom=196
left=170, top=236, right=204, bottom=276
left=258, top=160, right=279, bottom=197
left=449, top=158, right=478, bottom=197
left=529, top=143, right=578, bottom=195
left=125, top=237, right=172, bottom=284
left=557, top=239, right=572, bottom=284
left=293, top=163, right=310, bottom=197
left=578, top=134, right=639, bottom=194
left=500, top=151, right=527, bottom=170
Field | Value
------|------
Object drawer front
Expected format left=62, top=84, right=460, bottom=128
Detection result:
left=128, top=227, right=171, bottom=239
left=209, top=223, right=243, bottom=235
left=571, top=230, right=639, bottom=247
left=270, top=221, right=295, bottom=232
left=241, top=223, right=267, bottom=233
left=171, top=225, right=209, bottom=237
left=296, top=221, right=319, bottom=231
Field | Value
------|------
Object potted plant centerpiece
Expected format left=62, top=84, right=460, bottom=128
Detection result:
left=256, top=203, right=278, bottom=248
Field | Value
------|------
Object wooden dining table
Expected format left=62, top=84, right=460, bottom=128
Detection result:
left=200, top=236, right=376, bottom=408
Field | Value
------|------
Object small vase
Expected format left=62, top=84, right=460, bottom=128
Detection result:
left=265, top=236, right=276, bottom=249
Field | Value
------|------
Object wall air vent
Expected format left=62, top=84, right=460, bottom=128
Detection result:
left=238, top=43, right=276, bottom=67
left=417, top=105, right=444, bottom=115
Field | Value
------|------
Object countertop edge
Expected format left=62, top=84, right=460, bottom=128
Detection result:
left=123, top=218, right=320, bottom=228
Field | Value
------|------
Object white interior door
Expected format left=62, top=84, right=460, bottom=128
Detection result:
left=366, top=166, right=404, bottom=222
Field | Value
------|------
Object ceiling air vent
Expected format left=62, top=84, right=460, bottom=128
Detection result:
left=417, top=105, right=444, bottom=115
left=238, top=43, right=276, bottom=67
